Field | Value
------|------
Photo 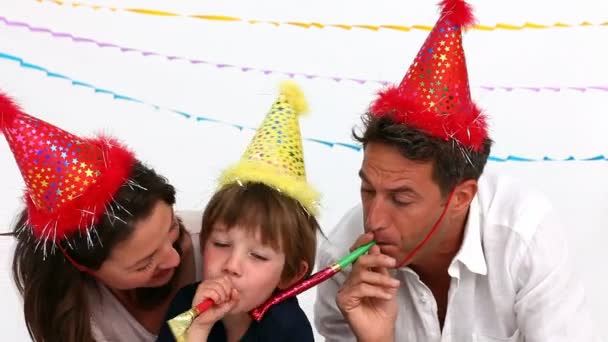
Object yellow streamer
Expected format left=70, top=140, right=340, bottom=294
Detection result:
left=126, top=9, right=178, bottom=16
left=36, top=0, right=607, bottom=32
left=191, top=15, right=240, bottom=21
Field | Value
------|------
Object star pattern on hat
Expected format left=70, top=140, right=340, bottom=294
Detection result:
left=401, top=21, right=472, bottom=120
left=244, top=97, right=306, bottom=179
left=6, top=114, right=103, bottom=213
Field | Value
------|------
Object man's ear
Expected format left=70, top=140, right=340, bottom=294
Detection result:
left=277, top=261, right=309, bottom=289
left=450, top=179, right=478, bottom=214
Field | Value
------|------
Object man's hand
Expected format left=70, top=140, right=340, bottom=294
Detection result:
left=336, top=233, right=400, bottom=342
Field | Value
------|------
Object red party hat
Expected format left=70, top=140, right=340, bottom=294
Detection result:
left=1, top=93, right=135, bottom=243
left=370, top=0, right=488, bottom=151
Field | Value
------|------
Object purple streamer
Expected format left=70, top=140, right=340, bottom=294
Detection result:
left=590, top=86, right=608, bottom=91
left=0, top=49, right=605, bottom=162
left=1, top=16, right=606, bottom=93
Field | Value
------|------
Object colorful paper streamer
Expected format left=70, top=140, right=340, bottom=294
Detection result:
left=2, top=17, right=607, bottom=93
left=36, top=0, right=608, bottom=32
left=0, top=51, right=605, bottom=162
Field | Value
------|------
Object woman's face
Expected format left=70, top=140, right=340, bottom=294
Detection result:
left=94, top=201, right=182, bottom=290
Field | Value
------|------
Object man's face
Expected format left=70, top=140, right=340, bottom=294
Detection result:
left=359, top=142, right=449, bottom=266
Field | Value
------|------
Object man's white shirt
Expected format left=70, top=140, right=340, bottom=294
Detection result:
left=314, top=173, right=598, bottom=342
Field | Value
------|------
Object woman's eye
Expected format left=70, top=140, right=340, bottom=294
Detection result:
left=136, top=261, right=153, bottom=272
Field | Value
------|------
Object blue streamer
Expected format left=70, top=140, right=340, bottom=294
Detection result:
left=0, top=51, right=604, bottom=162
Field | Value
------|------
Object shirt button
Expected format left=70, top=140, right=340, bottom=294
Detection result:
left=420, top=295, right=428, bottom=303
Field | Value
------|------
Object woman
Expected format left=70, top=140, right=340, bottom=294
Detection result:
left=0, top=92, right=201, bottom=342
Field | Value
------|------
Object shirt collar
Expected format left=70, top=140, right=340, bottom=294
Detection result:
left=449, top=194, right=488, bottom=277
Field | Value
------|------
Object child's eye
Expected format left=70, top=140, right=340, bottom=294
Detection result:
left=250, top=252, right=269, bottom=261
left=213, top=241, right=230, bottom=248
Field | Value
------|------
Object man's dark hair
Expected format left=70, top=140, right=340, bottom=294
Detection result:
left=353, top=113, right=493, bottom=195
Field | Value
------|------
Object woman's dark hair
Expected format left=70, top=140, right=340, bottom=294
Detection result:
left=6, top=161, right=176, bottom=342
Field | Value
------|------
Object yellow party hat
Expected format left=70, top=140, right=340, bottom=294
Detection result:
left=218, top=81, right=319, bottom=216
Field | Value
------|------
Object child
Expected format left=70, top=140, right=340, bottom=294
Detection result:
left=157, top=81, right=320, bottom=342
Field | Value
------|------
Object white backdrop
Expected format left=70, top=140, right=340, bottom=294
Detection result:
left=0, top=0, right=607, bottom=340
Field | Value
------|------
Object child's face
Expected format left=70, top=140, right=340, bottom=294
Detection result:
left=202, top=223, right=286, bottom=313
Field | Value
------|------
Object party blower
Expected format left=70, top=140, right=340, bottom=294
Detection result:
left=167, top=241, right=376, bottom=340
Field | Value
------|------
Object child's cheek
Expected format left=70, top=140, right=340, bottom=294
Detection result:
left=202, top=246, right=222, bottom=278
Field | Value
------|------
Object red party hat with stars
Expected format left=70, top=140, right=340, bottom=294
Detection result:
left=370, top=0, right=488, bottom=151
left=0, top=93, right=135, bottom=243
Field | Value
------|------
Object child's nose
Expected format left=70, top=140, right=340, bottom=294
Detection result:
left=222, top=254, right=242, bottom=277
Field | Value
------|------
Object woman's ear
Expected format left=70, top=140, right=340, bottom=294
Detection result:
left=277, top=261, right=309, bottom=289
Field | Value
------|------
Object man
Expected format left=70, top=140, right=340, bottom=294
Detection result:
left=314, top=0, right=598, bottom=341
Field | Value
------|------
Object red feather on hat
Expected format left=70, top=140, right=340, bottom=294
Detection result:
left=439, top=0, right=476, bottom=28
left=0, top=92, right=22, bottom=133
